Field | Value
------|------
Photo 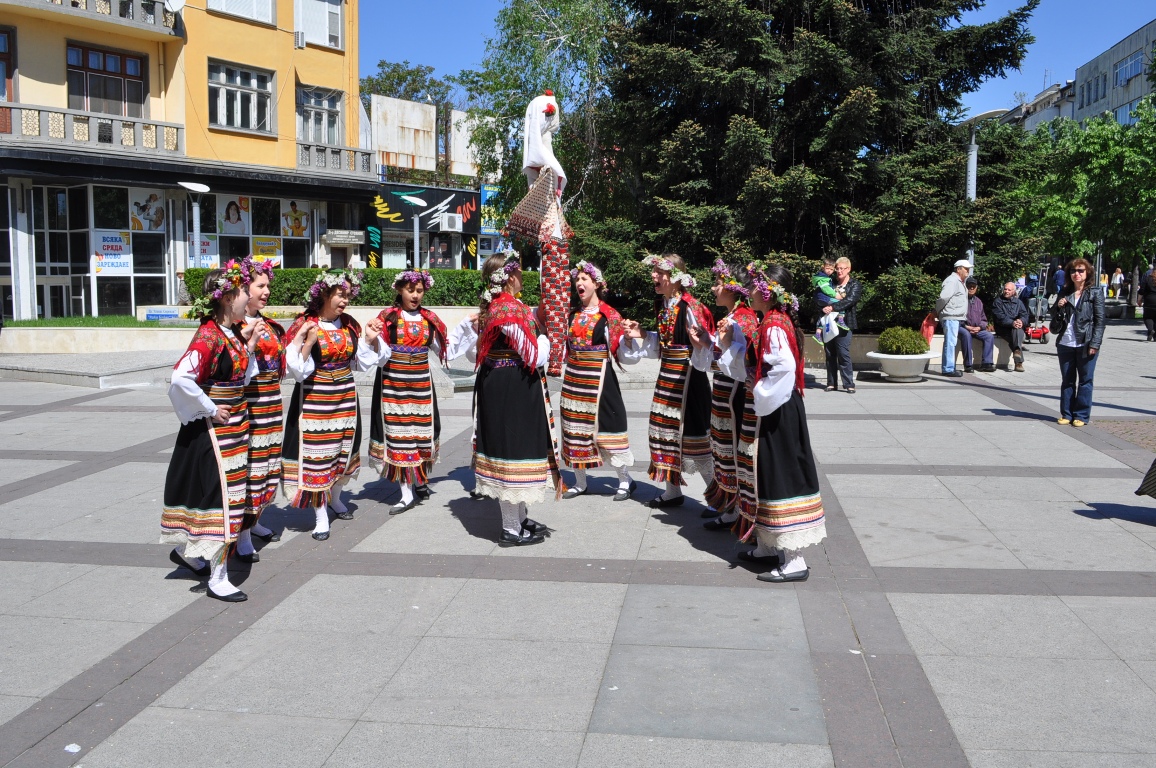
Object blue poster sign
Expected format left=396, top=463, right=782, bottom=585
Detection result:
left=480, top=184, right=501, bottom=236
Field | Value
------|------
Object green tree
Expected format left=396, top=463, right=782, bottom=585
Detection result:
left=360, top=60, right=452, bottom=114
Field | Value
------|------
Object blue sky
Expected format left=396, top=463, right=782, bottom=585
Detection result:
left=358, top=1, right=1156, bottom=117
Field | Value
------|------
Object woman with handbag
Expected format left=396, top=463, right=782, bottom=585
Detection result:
left=1049, top=258, right=1105, bottom=427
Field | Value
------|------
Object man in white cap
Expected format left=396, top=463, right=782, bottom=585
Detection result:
left=935, top=259, right=971, bottom=377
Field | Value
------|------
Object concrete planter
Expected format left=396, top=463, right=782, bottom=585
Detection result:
left=865, top=351, right=936, bottom=382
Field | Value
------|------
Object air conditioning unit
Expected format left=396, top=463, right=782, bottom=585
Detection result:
left=440, top=213, right=463, bottom=232
left=294, top=31, right=306, bottom=49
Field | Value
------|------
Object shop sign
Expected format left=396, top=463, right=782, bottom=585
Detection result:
left=323, top=229, right=366, bottom=245
left=95, top=230, right=133, bottom=275
left=217, top=195, right=251, bottom=236
left=188, top=233, right=220, bottom=269
left=281, top=199, right=311, bottom=238
left=129, top=188, right=167, bottom=233
left=252, top=237, right=282, bottom=267
left=372, top=184, right=481, bottom=234
left=480, top=184, right=501, bottom=235
left=146, top=308, right=181, bottom=321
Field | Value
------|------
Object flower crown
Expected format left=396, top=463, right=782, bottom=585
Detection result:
left=304, top=268, right=362, bottom=306
left=393, top=269, right=434, bottom=290
left=481, top=251, right=521, bottom=304
left=570, top=260, right=605, bottom=287
left=711, top=258, right=750, bottom=298
left=745, top=261, right=799, bottom=312
left=641, top=253, right=696, bottom=288
left=245, top=256, right=276, bottom=281
left=190, top=258, right=251, bottom=318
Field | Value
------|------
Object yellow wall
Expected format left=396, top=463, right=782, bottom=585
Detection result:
left=179, top=0, right=360, bottom=169
left=1, top=11, right=181, bottom=123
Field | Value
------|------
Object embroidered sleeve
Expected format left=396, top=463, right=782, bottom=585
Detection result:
left=499, top=322, right=543, bottom=367
left=168, top=350, right=219, bottom=424
left=753, top=326, right=796, bottom=416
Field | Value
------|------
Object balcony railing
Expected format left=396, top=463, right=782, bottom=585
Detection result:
left=297, top=142, right=376, bottom=178
left=0, top=104, right=183, bottom=156
left=33, top=0, right=180, bottom=35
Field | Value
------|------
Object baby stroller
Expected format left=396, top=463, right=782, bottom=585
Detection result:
left=1023, top=264, right=1051, bottom=344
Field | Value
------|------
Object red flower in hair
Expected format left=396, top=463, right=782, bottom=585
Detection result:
left=544, top=103, right=556, bottom=116
left=544, top=89, right=554, bottom=96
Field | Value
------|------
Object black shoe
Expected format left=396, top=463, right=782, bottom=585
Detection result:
left=613, top=481, right=637, bottom=502
left=757, top=568, right=810, bottom=583
left=737, top=550, right=780, bottom=566
left=311, top=530, right=330, bottom=541
left=980, top=364, right=996, bottom=372
left=389, top=499, right=417, bottom=515
left=943, top=370, right=964, bottom=378
left=522, top=518, right=549, bottom=535
left=169, top=548, right=210, bottom=578
left=252, top=529, right=281, bottom=543
left=498, top=529, right=545, bottom=546
left=964, top=366, right=975, bottom=373
left=206, top=586, right=248, bottom=602
left=415, top=484, right=432, bottom=500
left=469, top=490, right=484, bottom=500
left=235, top=550, right=260, bottom=564
left=562, top=487, right=587, bottom=500
left=647, top=494, right=685, bottom=509
left=334, top=510, right=355, bottom=520
left=703, top=516, right=736, bottom=531
left=701, top=506, right=722, bottom=519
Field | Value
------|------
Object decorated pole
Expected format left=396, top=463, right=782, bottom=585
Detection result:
left=506, top=90, right=572, bottom=377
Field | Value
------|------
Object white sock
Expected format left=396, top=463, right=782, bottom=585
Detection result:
left=329, top=492, right=347, bottom=514
left=616, top=466, right=633, bottom=491
left=252, top=521, right=273, bottom=537
left=662, top=481, right=683, bottom=501
left=499, top=500, right=521, bottom=531
left=399, top=483, right=415, bottom=506
left=207, top=558, right=239, bottom=596
left=177, top=544, right=206, bottom=570
left=718, top=510, right=739, bottom=524
left=573, top=468, right=588, bottom=492
left=313, top=505, right=330, bottom=535
left=778, top=550, right=807, bottom=575
left=699, top=468, right=712, bottom=485
left=236, top=529, right=255, bottom=556
left=518, top=502, right=529, bottom=524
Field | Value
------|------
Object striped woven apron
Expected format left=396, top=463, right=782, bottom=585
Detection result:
left=244, top=369, right=284, bottom=521
left=284, top=359, right=360, bottom=508
left=704, top=366, right=742, bottom=512
left=371, top=344, right=438, bottom=484
left=561, top=344, right=608, bottom=468
left=647, top=345, right=694, bottom=484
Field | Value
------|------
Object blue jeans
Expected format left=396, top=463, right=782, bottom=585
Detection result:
left=941, top=319, right=960, bottom=373
left=960, top=327, right=995, bottom=367
left=1057, top=344, right=1098, bottom=421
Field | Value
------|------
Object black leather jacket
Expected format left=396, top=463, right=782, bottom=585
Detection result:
left=1048, top=288, right=1105, bottom=350
left=827, top=277, right=863, bottom=330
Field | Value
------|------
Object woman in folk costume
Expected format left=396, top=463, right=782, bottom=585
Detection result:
left=236, top=258, right=286, bottom=563
left=453, top=251, right=561, bottom=545
left=721, top=261, right=825, bottom=583
left=162, top=261, right=262, bottom=602
left=700, top=259, right=762, bottom=530
left=623, top=253, right=715, bottom=508
left=559, top=260, right=638, bottom=501
left=368, top=270, right=448, bottom=515
left=282, top=269, right=387, bottom=541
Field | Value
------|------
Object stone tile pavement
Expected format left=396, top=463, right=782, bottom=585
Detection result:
left=0, top=323, right=1154, bottom=766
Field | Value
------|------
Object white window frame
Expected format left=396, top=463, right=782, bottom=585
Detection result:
left=300, top=0, right=343, bottom=50
left=296, top=85, right=343, bottom=146
left=208, top=62, right=273, bottom=134
left=1114, top=51, right=1144, bottom=88
left=206, top=0, right=273, bottom=25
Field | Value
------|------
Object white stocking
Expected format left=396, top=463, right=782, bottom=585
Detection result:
left=236, top=528, right=255, bottom=556
left=615, top=466, right=633, bottom=491
left=779, top=549, right=807, bottom=575
left=518, top=502, right=529, bottom=525
left=662, top=480, right=683, bottom=501
left=207, top=551, right=239, bottom=596
left=252, top=521, right=273, bottom=537
left=499, top=500, right=521, bottom=533
left=313, top=505, right=330, bottom=535
left=573, top=468, right=588, bottom=492
left=329, top=491, right=348, bottom=514
left=717, top=509, right=740, bottom=524
left=752, top=529, right=780, bottom=558
left=399, top=483, right=415, bottom=506
left=177, top=543, right=206, bottom=570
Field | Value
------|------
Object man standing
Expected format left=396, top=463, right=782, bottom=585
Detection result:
left=935, top=260, right=970, bottom=377
left=959, top=277, right=996, bottom=372
left=992, top=281, right=1029, bottom=372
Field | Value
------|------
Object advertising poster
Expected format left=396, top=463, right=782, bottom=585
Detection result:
left=217, top=195, right=250, bottom=236
left=281, top=199, right=311, bottom=238
left=188, top=233, right=220, bottom=269
left=129, top=188, right=166, bottom=232
left=480, top=183, right=501, bottom=235
left=252, top=236, right=282, bottom=267
left=94, top=230, right=133, bottom=275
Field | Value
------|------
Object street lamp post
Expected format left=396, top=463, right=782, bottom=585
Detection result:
left=178, top=181, right=211, bottom=277
left=958, top=110, right=1006, bottom=265
left=395, top=192, right=428, bottom=269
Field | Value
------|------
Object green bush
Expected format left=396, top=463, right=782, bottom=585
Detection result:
left=877, top=326, right=930, bottom=355
left=184, top=268, right=539, bottom=308
left=859, top=264, right=940, bottom=328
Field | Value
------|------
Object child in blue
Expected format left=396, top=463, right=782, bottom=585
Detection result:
left=812, top=259, right=848, bottom=342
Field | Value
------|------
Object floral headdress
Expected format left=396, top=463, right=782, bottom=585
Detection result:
left=190, top=258, right=252, bottom=318
left=711, top=258, right=749, bottom=298
left=745, top=260, right=799, bottom=312
left=304, top=268, right=362, bottom=306
left=393, top=269, right=435, bottom=291
left=244, top=256, right=276, bottom=281
left=641, top=253, right=696, bottom=288
left=481, top=251, right=521, bottom=304
left=570, top=260, right=605, bottom=287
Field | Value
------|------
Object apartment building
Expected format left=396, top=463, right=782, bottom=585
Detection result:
left=0, top=0, right=376, bottom=319
left=1073, top=17, right=1156, bottom=126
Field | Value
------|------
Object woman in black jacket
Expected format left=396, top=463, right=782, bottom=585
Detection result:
left=1138, top=265, right=1156, bottom=341
left=1049, top=257, right=1105, bottom=427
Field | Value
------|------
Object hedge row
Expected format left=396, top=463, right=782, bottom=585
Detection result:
left=184, top=268, right=541, bottom=309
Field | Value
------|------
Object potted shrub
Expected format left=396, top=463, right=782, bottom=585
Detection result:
left=866, top=326, right=936, bottom=382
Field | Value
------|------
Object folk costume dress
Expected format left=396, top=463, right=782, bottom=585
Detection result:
left=243, top=314, right=286, bottom=527
left=560, top=303, right=635, bottom=471
left=282, top=314, right=387, bottom=508
left=471, top=292, right=560, bottom=504
left=624, top=292, right=715, bottom=486
left=369, top=306, right=448, bottom=486
left=722, top=309, right=826, bottom=554
left=161, top=320, right=257, bottom=564
left=704, top=305, right=761, bottom=514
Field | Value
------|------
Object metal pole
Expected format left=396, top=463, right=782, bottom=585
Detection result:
left=966, top=125, right=979, bottom=265
left=191, top=196, right=202, bottom=270
left=413, top=209, right=420, bottom=269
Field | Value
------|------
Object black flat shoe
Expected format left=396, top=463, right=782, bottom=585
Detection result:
left=252, top=529, right=281, bottom=543
left=613, top=480, right=637, bottom=502
left=235, top=550, right=260, bottom=564
left=757, top=568, right=810, bottom=583
left=311, top=530, right=330, bottom=541
left=334, top=511, right=355, bottom=520
left=647, top=494, right=684, bottom=509
left=522, top=518, right=548, bottom=535
left=389, top=499, right=417, bottom=515
left=207, top=587, right=248, bottom=602
left=415, top=484, right=432, bottom=500
left=562, top=487, right=587, bottom=500
left=498, top=529, right=545, bottom=546
left=703, top=517, right=736, bottom=531
left=169, top=548, right=210, bottom=578
left=737, top=550, right=780, bottom=566
left=701, top=506, right=722, bottom=519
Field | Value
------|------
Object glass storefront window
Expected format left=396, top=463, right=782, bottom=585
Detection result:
left=47, top=188, right=68, bottom=230
left=219, top=236, right=249, bottom=260
left=70, top=232, right=89, bottom=272
left=69, top=187, right=89, bottom=229
left=93, top=186, right=128, bottom=229
left=283, top=239, right=310, bottom=268
left=252, top=197, right=280, bottom=235
left=133, top=233, right=165, bottom=273
left=134, top=277, right=165, bottom=307
left=97, top=276, right=132, bottom=316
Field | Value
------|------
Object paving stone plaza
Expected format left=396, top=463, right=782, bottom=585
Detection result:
left=1, top=323, right=1156, bottom=767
